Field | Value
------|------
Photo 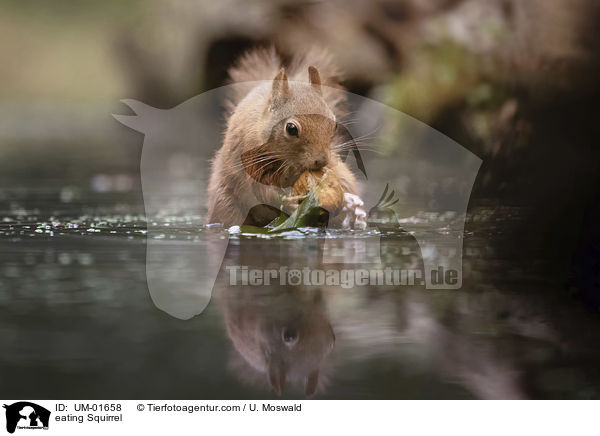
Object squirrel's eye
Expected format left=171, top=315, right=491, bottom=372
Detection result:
left=282, top=327, right=298, bottom=345
left=285, top=122, right=299, bottom=137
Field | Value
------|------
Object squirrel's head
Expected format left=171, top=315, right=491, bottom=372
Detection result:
left=221, top=286, right=334, bottom=397
left=241, top=66, right=337, bottom=188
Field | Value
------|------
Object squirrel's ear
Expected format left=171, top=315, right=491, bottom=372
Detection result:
left=271, top=67, right=290, bottom=102
left=268, top=360, right=287, bottom=396
left=308, top=66, right=322, bottom=95
left=305, top=369, right=319, bottom=396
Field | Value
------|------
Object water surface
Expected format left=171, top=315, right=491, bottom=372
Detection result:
left=1, top=189, right=599, bottom=399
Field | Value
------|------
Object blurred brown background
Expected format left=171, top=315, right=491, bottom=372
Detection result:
left=1, top=0, right=599, bottom=305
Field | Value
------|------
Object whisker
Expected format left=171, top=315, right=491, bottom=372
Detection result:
left=252, top=158, right=285, bottom=175
left=224, top=152, right=287, bottom=172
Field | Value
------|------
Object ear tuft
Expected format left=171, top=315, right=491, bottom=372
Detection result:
left=305, top=369, right=319, bottom=397
left=308, top=66, right=322, bottom=95
left=268, top=360, right=287, bottom=396
left=271, top=67, right=290, bottom=102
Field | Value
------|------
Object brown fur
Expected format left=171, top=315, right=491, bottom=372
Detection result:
left=219, top=286, right=334, bottom=396
left=207, top=47, right=359, bottom=226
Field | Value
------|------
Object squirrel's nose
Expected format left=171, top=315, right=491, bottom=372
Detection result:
left=311, top=154, right=328, bottom=170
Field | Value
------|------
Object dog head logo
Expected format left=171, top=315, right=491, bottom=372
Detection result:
left=114, top=82, right=481, bottom=320
left=3, top=402, right=50, bottom=434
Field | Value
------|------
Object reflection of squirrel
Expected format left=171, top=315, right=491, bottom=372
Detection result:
left=219, top=286, right=334, bottom=397
left=206, top=48, right=365, bottom=227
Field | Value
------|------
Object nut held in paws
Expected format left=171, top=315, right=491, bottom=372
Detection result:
left=293, top=170, right=345, bottom=215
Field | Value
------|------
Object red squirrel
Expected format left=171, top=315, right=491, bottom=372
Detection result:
left=206, top=48, right=366, bottom=228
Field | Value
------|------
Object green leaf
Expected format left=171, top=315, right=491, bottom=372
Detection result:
left=268, top=190, right=328, bottom=232
left=238, top=173, right=333, bottom=235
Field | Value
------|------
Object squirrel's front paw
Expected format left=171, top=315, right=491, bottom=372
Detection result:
left=340, top=193, right=367, bottom=230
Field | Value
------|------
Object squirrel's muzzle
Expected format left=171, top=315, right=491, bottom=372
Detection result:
left=309, top=153, right=329, bottom=171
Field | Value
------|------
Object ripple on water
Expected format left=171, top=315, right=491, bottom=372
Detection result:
left=0, top=206, right=525, bottom=243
